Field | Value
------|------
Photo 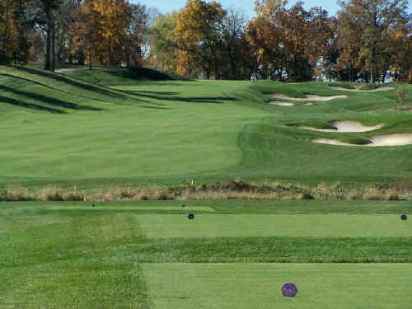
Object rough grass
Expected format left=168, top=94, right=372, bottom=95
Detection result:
left=0, top=180, right=409, bottom=201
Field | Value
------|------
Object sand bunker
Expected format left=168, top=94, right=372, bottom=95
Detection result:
left=332, top=86, right=395, bottom=93
left=313, top=139, right=356, bottom=146
left=302, top=121, right=384, bottom=133
left=272, top=94, right=348, bottom=102
left=271, top=102, right=295, bottom=107
left=369, top=134, right=412, bottom=147
left=314, top=134, right=412, bottom=147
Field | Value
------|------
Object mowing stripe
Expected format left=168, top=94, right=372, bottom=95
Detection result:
left=142, top=263, right=412, bottom=309
left=137, top=214, right=412, bottom=239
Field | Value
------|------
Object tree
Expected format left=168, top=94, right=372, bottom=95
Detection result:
left=124, top=3, right=148, bottom=67
left=70, top=0, right=99, bottom=67
left=70, top=0, right=147, bottom=67
left=246, top=0, right=333, bottom=81
left=35, top=0, right=63, bottom=71
left=0, top=0, right=16, bottom=63
left=337, top=0, right=409, bottom=82
left=175, top=0, right=226, bottom=78
left=149, top=13, right=179, bottom=73
left=0, top=0, right=32, bottom=64
left=54, top=0, right=81, bottom=66
left=220, top=9, right=248, bottom=79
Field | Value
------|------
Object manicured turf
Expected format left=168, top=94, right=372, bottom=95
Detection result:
left=143, top=263, right=412, bottom=309
left=0, top=66, right=412, bottom=189
left=1, top=201, right=412, bottom=307
left=1, top=66, right=412, bottom=307
left=137, top=214, right=412, bottom=238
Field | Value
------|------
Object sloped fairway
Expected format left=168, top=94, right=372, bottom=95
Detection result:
left=0, top=66, right=412, bottom=189
left=143, top=263, right=412, bottom=309
left=0, top=66, right=266, bottom=187
left=1, top=201, right=412, bottom=307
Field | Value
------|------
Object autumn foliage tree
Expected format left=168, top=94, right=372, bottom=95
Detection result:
left=70, top=0, right=148, bottom=67
left=246, top=0, right=334, bottom=81
left=175, top=0, right=226, bottom=78
left=336, top=0, right=410, bottom=82
left=1, top=0, right=411, bottom=82
left=0, top=0, right=32, bottom=64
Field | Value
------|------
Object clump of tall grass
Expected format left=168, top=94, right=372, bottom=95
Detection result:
left=38, top=186, right=85, bottom=201
left=0, top=180, right=408, bottom=202
left=0, top=186, right=32, bottom=201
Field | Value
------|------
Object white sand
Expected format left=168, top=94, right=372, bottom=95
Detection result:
left=272, top=94, right=348, bottom=102
left=332, top=86, right=395, bottom=93
left=313, top=134, right=412, bottom=147
left=270, top=102, right=295, bottom=107
left=369, top=134, right=412, bottom=147
left=313, top=139, right=358, bottom=147
left=302, top=121, right=384, bottom=133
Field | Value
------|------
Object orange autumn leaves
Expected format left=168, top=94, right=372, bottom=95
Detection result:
left=70, top=0, right=145, bottom=66
left=175, top=0, right=225, bottom=77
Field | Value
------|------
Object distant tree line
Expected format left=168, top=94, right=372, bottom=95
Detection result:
left=0, top=0, right=150, bottom=70
left=1, top=0, right=411, bottom=82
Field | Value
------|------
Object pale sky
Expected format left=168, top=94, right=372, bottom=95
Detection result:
left=135, top=0, right=412, bottom=17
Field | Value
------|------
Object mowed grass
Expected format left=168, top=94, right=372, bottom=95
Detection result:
left=137, top=214, right=412, bottom=238
left=0, top=67, right=265, bottom=184
left=0, top=66, right=412, bottom=189
left=1, top=201, right=412, bottom=307
left=143, top=263, right=412, bottom=309
left=1, top=66, right=412, bottom=307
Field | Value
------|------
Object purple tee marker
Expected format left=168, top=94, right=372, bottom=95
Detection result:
left=281, top=283, right=298, bottom=298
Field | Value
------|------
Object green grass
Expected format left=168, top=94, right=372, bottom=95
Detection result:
left=1, top=66, right=412, bottom=307
left=1, top=201, right=412, bottom=307
left=137, top=214, right=412, bottom=238
left=143, top=263, right=412, bottom=309
left=0, top=66, right=412, bottom=189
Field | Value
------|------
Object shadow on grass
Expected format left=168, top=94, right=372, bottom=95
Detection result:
left=140, top=104, right=171, bottom=110
left=121, top=90, right=236, bottom=104
left=109, top=67, right=176, bottom=80
left=16, top=66, right=128, bottom=99
left=136, top=90, right=179, bottom=96
left=14, top=67, right=173, bottom=110
left=0, top=73, right=116, bottom=105
left=0, top=85, right=102, bottom=111
left=0, top=73, right=58, bottom=92
left=0, top=95, right=64, bottom=113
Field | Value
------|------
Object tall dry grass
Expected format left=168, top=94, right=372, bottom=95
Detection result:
left=0, top=180, right=410, bottom=202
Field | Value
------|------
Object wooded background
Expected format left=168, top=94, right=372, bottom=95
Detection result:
left=1, top=0, right=411, bottom=82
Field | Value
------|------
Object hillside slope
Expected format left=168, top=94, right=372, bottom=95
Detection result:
left=0, top=66, right=412, bottom=192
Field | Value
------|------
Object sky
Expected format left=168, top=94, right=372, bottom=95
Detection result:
left=134, top=1, right=374, bottom=17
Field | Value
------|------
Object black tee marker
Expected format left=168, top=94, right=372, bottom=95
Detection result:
left=187, top=213, right=195, bottom=220
left=401, top=214, right=408, bottom=221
